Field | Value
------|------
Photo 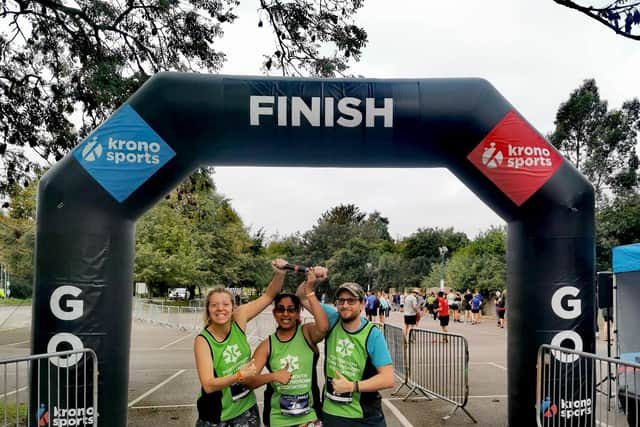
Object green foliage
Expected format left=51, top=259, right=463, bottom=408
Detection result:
left=549, top=79, right=640, bottom=202
left=0, top=0, right=367, bottom=195
left=134, top=168, right=257, bottom=296
left=596, top=193, right=640, bottom=271
left=326, top=238, right=376, bottom=293
left=422, top=227, right=506, bottom=294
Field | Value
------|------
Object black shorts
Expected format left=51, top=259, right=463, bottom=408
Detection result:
left=498, top=311, right=505, bottom=319
left=471, top=308, right=479, bottom=314
left=449, top=303, right=458, bottom=310
left=439, top=315, right=450, bottom=327
left=404, top=314, right=417, bottom=325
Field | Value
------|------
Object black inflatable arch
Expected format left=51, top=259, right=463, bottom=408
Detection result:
left=32, top=73, right=595, bottom=426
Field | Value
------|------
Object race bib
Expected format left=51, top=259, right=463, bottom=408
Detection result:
left=279, top=392, right=310, bottom=416
left=230, top=382, right=250, bottom=401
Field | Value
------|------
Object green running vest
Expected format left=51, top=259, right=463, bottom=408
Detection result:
left=323, top=320, right=382, bottom=419
left=264, top=324, right=320, bottom=427
left=197, top=322, right=257, bottom=422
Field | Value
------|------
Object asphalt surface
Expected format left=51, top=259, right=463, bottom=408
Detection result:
left=1, top=305, right=518, bottom=426
left=8, top=306, right=618, bottom=427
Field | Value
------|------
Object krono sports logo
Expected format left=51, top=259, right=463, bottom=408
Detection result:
left=540, top=397, right=558, bottom=418
left=51, top=405, right=96, bottom=426
left=73, top=104, right=175, bottom=202
left=37, top=403, right=49, bottom=426
left=467, top=111, right=563, bottom=206
left=481, top=142, right=503, bottom=168
left=81, top=137, right=102, bottom=162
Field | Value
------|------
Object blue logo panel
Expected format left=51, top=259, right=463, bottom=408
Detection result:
left=72, top=105, right=176, bottom=202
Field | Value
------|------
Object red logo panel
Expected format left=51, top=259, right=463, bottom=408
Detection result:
left=467, top=111, right=564, bottom=206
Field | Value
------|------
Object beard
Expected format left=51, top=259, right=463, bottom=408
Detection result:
left=339, top=310, right=360, bottom=322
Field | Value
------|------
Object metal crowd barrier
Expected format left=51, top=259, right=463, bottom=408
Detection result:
left=132, top=299, right=314, bottom=346
left=1, top=349, right=98, bottom=426
left=403, top=327, right=476, bottom=423
left=381, top=324, right=411, bottom=395
left=536, top=344, right=639, bottom=427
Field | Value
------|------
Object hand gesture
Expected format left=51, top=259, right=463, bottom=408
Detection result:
left=238, top=359, right=257, bottom=380
left=272, top=362, right=292, bottom=385
left=311, top=266, right=328, bottom=282
left=331, top=370, right=353, bottom=394
left=272, top=259, right=288, bottom=271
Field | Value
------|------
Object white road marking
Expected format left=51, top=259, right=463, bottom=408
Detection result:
left=128, top=369, right=186, bottom=407
left=6, top=339, right=29, bottom=346
left=383, top=398, right=414, bottom=427
left=488, top=362, right=507, bottom=370
left=0, top=386, right=28, bottom=399
left=159, top=333, right=195, bottom=350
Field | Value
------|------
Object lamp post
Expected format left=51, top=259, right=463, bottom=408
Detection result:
left=366, top=262, right=372, bottom=291
left=438, top=246, right=448, bottom=291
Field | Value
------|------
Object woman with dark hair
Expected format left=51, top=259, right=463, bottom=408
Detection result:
left=246, top=267, right=329, bottom=427
left=193, top=258, right=289, bottom=427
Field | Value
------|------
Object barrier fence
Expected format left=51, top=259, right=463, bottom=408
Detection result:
left=536, top=344, right=640, bottom=427
left=405, top=327, right=475, bottom=423
left=0, top=349, right=98, bottom=427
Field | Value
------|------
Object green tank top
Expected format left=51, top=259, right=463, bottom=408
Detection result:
left=197, top=322, right=257, bottom=422
left=323, top=320, right=381, bottom=419
left=264, top=324, right=320, bottom=427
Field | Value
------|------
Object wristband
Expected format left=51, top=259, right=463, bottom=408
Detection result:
left=306, top=291, right=316, bottom=298
left=354, top=380, right=359, bottom=392
left=236, top=371, right=244, bottom=383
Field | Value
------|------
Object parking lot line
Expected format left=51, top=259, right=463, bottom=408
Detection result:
left=159, top=333, right=195, bottom=350
left=128, top=369, right=186, bottom=407
left=487, top=362, right=507, bottom=371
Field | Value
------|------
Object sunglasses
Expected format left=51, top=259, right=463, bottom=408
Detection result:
left=275, top=305, right=298, bottom=314
left=335, top=297, right=359, bottom=306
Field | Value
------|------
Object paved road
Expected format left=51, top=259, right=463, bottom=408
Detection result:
left=1, top=305, right=517, bottom=426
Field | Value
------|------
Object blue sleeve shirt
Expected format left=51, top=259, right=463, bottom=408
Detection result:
left=321, top=304, right=392, bottom=368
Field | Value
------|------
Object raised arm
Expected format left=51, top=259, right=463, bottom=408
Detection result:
left=301, top=267, right=329, bottom=344
left=235, top=258, right=288, bottom=330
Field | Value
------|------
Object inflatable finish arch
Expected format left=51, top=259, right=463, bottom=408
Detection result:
left=32, top=73, right=595, bottom=426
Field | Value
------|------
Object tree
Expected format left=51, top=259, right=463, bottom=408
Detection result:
left=596, top=193, right=640, bottom=271
left=554, top=1, right=640, bottom=41
left=134, top=168, right=258, bottom=296
left=549, top=79, right=640, bottom=201
left=0, top=0, right=368, bottom=195
left=422, top=227, right=506, bottom=294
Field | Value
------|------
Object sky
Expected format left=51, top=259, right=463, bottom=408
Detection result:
left=209, top=1, right=640, bottom=240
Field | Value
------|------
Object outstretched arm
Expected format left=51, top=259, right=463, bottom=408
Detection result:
left=301, top=267, right=329, bottom=344
left=235, top=259, right=287, bottom=330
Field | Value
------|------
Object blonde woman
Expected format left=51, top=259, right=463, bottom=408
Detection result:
left=193, top=259, right=289, bottom=427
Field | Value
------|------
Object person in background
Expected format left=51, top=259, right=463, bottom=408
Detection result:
left=377, top=292, right=389, bottom=324
left=246, top=267, right=329, bottom=427
left=433, top=291, right=450, bottom=341
left=297, top=282, right=394, bottom=427
left=427, top=292, right=436, bottom=320
left=470, top=291, right=482, bottom=325
left=495, top=290, right=506, bottom=328
left=193, top=258, right=290, bottom=427
left=365, top=291, right=376, bottom=322
left=463, top=289, right=473, bottom=323
left=446, top=290, right=456, bottom=323
left=453, top=292, right=462, bottom=323
left=403, top=289, right=418, bottom=336
left=475, top=289, right=484, bottom=322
